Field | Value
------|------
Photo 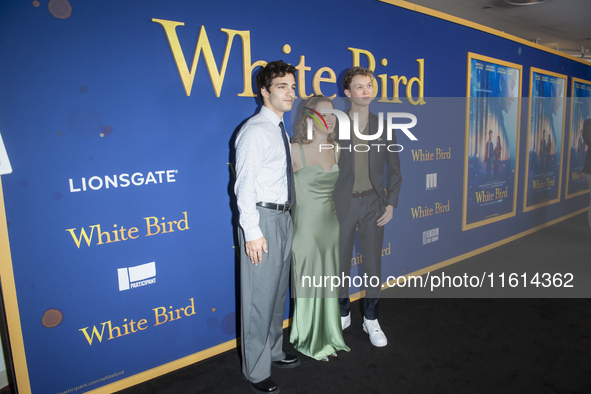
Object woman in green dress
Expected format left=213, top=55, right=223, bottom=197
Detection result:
left=290, top=95, right=350, bottom=361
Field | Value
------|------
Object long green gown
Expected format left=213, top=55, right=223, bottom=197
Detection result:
left=290, top=143, right=350, bottom=360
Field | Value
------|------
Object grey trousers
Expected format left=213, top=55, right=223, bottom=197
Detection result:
left=338, top=193, right=385, bottom=320
left=239, top=206, right=292, bottom=383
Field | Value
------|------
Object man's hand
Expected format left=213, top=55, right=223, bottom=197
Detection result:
left=377, top=205, right=394, bottom=226
left=245, top=236, right=268, bottom=265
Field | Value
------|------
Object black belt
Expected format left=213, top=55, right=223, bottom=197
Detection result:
left=351, top=189, right=376, bottom=198
left=256, top=201, right=292, bottom=212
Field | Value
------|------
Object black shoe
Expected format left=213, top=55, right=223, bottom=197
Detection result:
left=250, top=377, right=279, bottom=393
left=271, top=354, right=300, bottom=369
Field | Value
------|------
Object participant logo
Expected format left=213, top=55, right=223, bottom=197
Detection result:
left=423, top=228, right=439, bottom=245
left=426, top=173, right=437, bottom=190
left=118, top=262, right=156, bottom=291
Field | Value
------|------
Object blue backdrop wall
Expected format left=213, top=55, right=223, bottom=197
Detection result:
left=0, top=0, right=589, bottom=393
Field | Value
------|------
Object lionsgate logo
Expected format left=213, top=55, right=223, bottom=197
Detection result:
left=305, top=108, right=418, bottom=152
left=426, top=173, right=437, bottom=190
left=118, top=262, right=156, bottom=291
left=423, top=228, right=439, bottom=245
left=68, top=170, right=178, bottom=193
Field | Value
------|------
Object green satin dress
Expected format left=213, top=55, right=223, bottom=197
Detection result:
left=290, top=143, right=350, bottom=360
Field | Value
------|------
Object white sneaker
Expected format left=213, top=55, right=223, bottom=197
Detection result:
left=363, top=317, right=387, bottom=347
left=341, top=313, right=351, bottom=330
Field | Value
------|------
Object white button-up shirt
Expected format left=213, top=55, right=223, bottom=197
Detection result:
left=234, top=105, right=290, bottom=241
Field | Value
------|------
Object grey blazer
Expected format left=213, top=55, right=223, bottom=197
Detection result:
left=333, top=111, right=403, bottom=221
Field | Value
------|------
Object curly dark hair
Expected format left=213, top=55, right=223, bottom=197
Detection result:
left=292, top=95, right=336, bottom=145
left=256, top=60, right=296, bottom=95
left=342, top=66, right=373, bottom=91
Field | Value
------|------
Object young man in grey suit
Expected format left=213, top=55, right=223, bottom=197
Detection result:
left=234, top=60, right=300, bottom=394
left=334, top=67, right=402, bottom=347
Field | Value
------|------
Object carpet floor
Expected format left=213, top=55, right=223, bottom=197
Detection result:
left=117, top=212, right=591, bottom=394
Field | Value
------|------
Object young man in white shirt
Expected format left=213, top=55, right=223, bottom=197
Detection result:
left=234, top=60, right=299, bottom=394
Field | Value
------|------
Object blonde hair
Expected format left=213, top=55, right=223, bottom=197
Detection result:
left=292, top=95, right=336, bottom=145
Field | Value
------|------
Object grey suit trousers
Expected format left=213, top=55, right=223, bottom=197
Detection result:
left=338, top=193, right=384, bottom=320
left=239, top=206, right=292, bottom=383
